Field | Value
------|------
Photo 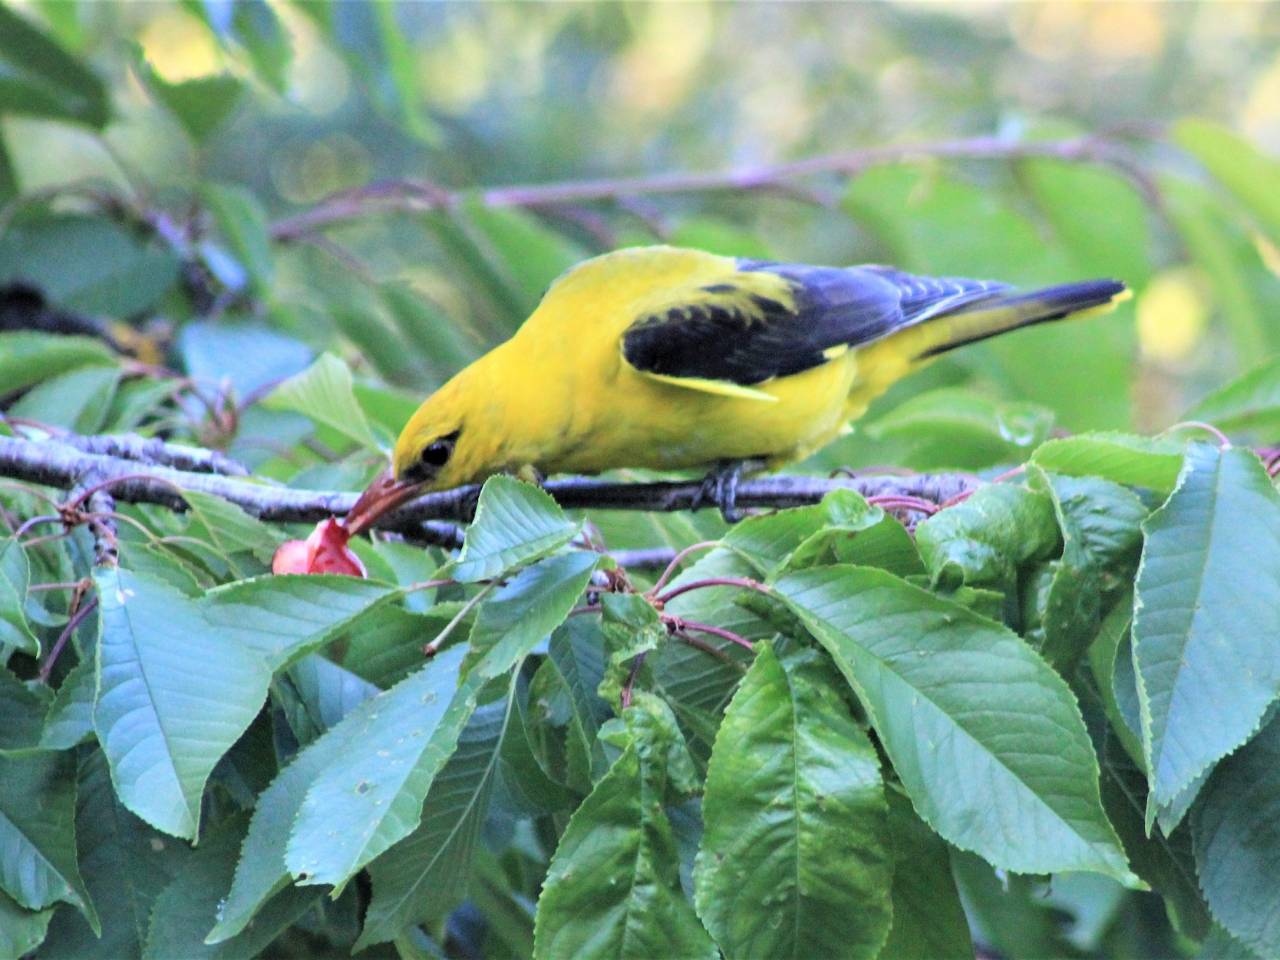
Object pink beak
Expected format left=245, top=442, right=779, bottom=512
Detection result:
left=343, top=467, right=423, bottom=536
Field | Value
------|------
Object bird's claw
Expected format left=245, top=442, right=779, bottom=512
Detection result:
left=690, top=460, right=745, bottom=523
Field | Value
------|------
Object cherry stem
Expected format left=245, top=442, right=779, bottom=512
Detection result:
left=422, top=583, right=494, bottom=657
left=11, top=514, right=61, bottom=541
left=866, top=494, right=939, bottom=516
left=655, top=576, right=772, bottom=605
left=29, top=581, right=85, bottom=593
left=38, top=592, right=97, bottom=684
left=673, top=618, right=754, bottom=652
left=620, top=651, right=647, bottom=710
left=1164, top=420, right=1231, bottom=449
left=647, top=540, right=719, bottom=597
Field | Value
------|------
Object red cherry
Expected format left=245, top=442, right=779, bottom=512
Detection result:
left=272, top=519, right=367, bottom=577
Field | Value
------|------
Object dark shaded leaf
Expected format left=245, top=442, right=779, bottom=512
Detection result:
left=694, top=643, right=892, bottom=960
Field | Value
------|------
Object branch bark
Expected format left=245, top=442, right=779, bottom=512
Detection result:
left=0, top=435, right=977, bottom=546
left=270, top=133, right=1159, bottom=242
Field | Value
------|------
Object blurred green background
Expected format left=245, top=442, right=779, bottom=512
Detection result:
left=2, top=0, right=1279, bottom=488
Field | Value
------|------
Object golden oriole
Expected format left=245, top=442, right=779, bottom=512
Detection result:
left=346, top=245, right=1128, bottom=530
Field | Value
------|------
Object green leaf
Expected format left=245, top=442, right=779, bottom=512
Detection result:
left=368, top=0, right=437, bottom=143
left=0, top=333, right=113, bottom=396
left=694, top=643, right=892, bottom=959
left=0, top=751, right=95, bottom=925
left=181, top=489, right=280, bottom=567
left=1163, top=175, right=1269, bottom=361
left=0, top=666, right=47, bottom=753
left=262, top=352, right=380, bottom=450
left=866, top=388, right=1054, bottom=470
left=185, top=0, right=292, bottom=94
left=94, top=567, right=271, bottom=839
left=338, top=603, right=458, bottom=688
left=379, top=282, right=480, bottom=381
left=1095, top=728, right=1209, bottom=942
left=451, top=476, right=577, bottom=582
left=284, top=647, right=481, bottom=888
left=207, top=657, right=380, bottom=944
left=275, top=654, right=379, bottom=746
left=1020, top=157, right=1152, bottom=288
left=466, top=551, right=598, bottom=677
left=1085, top=595, right=1144, bottom=767
left=776, top=565, right=1132, bottom=880
left=135, top=59, right=243, bottom=145
left=0, top=215, right=181, bottom=317
left=457, top=200, right=587, bottom=315
left=1032, top=432, right=1186, bottom=493
left=1133, top=444, right=1280, bottom=809
left=0, top=3, right=109, bottom=127
left=1187, top=354, right=1280, bottom=437
left=143, top=814, right=319, bottom=960
left=1029, top=471, right=1147, bottom=670
left=879, top=788, right=972, bottom=960
left=37, top=751, right=185, bottom=958
left=596, top=593, right=666, bottom=711
left=950, top=851, right=1082, bottom=960
left=915, top=482, right=1060, bottom=592
left=200, top=574, right=396, bottom=670
left=496, top=668, right=579, bottom=814
left=1175, top=118, right=1280, bottom=248
left=537, top=618, right=611, bottom=792
left=1194, top=716, right=1280, bottom=956
left=534, top=700, right=717, bottom=960
left=0, top=887, right=52, bottom=959
left=722, top=489, right=884, bottom=577
left=200, top=182, right=273, bottom=292
left=180, top=321, right=312, bottom=401
left=1198, top=926, right=1265, bottom=960
left=0, top=538, right=38, bottom=654
left=356, top=684, right=515, bottom=949
left=9, top=366, right=120, bottom=434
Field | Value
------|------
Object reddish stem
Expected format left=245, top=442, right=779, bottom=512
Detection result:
left=655, top=576, right=772, bottom=605
left=1164, top=420, right=1231, bottom=449
left=620, top=651, right=647, bottom=710
left=647, top=540, right=719, bottom=597
left=866, top=494, right=939, bottom=516
left=38, top=593, right=97, bottom=683
left=673, top=618, right=754, bottom=652
left=10, top=514, right=61, bottom=541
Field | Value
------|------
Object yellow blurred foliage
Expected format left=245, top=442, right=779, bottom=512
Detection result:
left=1137, top=268, right=1209, bottom=364
left=139, top=8, right=222, bottom=82
left=609, top=2, right=712, bottom=114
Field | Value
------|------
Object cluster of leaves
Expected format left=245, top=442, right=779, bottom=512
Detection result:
left=7, top=402, right=1280, bottom=959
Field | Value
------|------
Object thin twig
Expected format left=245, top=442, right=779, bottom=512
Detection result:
left=620, top=651, right=647, bottom=710
left=38, top=592, right=96, bottom=684
left=656, top=576, right=772, bottom=605
left=271, top=134, right=1160, bottom=242
left=423, top=583, right=494, bottom=658
left=673, top=619, right=754, bottom=653
left=648, top=540, right=719, bottom=596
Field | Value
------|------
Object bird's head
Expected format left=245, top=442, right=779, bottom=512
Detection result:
left=344, top=377, right=487, bottom=535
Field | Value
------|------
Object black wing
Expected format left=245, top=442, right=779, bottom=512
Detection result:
left=620, top=260, right=1007, bottom=387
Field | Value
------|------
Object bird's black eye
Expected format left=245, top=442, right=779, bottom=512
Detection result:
left=421, top=440, right=452, bottom=467
left=419, top=430, right=460, bottom=470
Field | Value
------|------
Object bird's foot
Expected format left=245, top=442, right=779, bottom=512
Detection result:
left=690, top=460, right=749, bottom=523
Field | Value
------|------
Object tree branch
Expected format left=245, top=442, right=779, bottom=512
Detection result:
left=0, top=435, right=977, bottom=547
left=270, top=133, right=1159, bottom=242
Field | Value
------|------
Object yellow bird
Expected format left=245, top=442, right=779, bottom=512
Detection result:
left=346, top=245, right=1127, bottom=530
